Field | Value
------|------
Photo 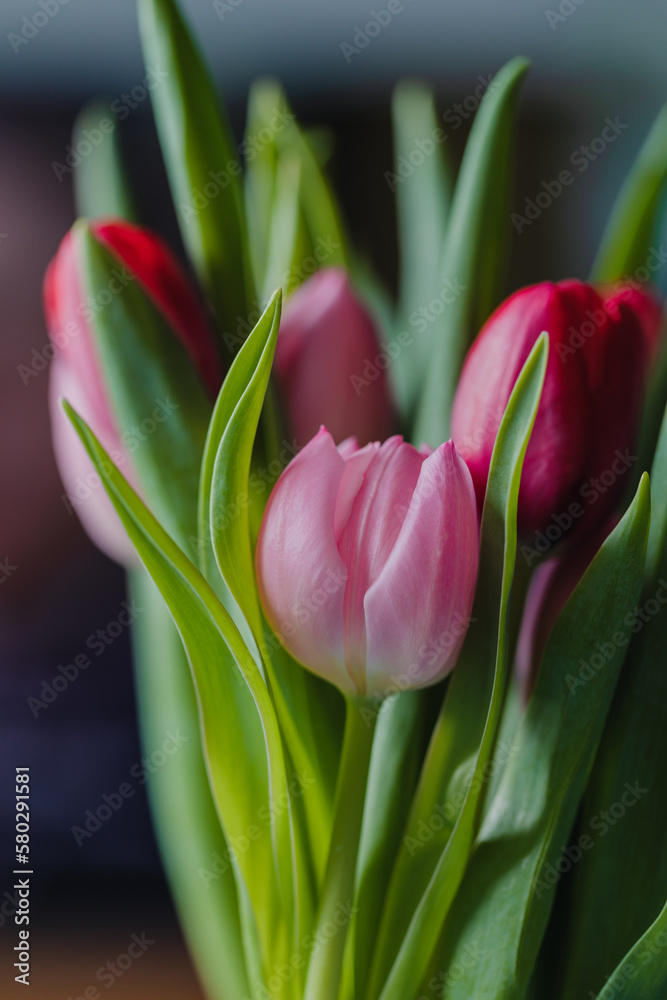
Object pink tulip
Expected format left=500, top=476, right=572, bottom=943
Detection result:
left=452, top=280, right=662, bottom=539
left=45, top=218, right=221, bottom=564
left=275, top=269, right=394, bottom=448
left=255, top=429, right=479, bottom=699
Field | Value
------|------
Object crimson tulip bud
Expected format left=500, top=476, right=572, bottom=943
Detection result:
left=255, top=429, right=478, bottom=699
left=452, top=280, right=662, bottom=539
left=45, top=218, right=221, bottom=564
left=274, top=269, right=395, bottom=448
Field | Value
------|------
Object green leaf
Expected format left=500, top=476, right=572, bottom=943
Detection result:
left=77, top=221, right=211, bottom=555
left=138, top=0, right=254, bottom=350
left=594, top=896, right=667, bottom=999
left=202, top=290, right=282, bottom=634
left=414, top=57, right=530, bottom=448
left=389, top=81, right=452, bottom=416
left=73, top=102, right=138, bottom=221
left=553, top=404, right=667, bottom=998
left=244, top=79, right=347, bottom=292
left=129, top=569, right=249, bottom=1000
left=64, top=403, right=298, bottom=988
left=261, top=153, right=306, bottom=306
left=368, top=334, right=548, bottom=1000
left=435, top=475, right=651, bottom=1000
left=591, top=102, right=667, bottom=281
left=199, top=290, right=339, bottom=886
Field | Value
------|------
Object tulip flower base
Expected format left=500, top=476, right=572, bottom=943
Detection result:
left=45, top=1, right=667, bottom=997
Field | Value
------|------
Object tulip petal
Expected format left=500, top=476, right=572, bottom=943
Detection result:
left=337, top=437, right=425, bottom=690
left=275, top=269, right=394, bottom=447
left=255, top=428, right=353, bottom=693
left=453, top=281, right=594, bottom=533
left=49, top=358, right=139, bottom=566
left=364, top=442, right=478, bottom=696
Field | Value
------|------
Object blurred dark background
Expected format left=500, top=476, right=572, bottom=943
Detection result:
left=1, top=0, right=666, bottom=995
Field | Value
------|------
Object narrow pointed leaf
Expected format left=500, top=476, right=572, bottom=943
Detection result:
left=73, top=103, right=138, bottom=221
left=414, top=57, right=529, bottom=448
left=555, top=405, right=667, bottom=998
left=435, top=476, right=651, bottom=1000
left=390, top=81, right=452, bottom=416
left=200, top=290, right=339, bottom=887
left=138, top=0, right=254, bottom=348
left=594, top=896, right=667, bottom=999
left=64, top=403, right=296, bottom=982
left=591, top=102, right=667, bottom=281
left=369, top=335, right=548, bottom=1000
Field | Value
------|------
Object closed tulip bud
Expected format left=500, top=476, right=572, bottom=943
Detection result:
left=255, top=428, right=479, bottom=699
left=452, top=280, right=662, bottom=539
left=45, top=218, right=221, bottom=564
left=275, top=269, right=394, bottom=448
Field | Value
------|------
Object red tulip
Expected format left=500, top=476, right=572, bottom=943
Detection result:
left=45, top=218, right=221, bottom=564
left=275, top=269, right=394, bottom=448
left=452, top=280, right=662, bottom=539
left=255, top=429, right=478, bottom=699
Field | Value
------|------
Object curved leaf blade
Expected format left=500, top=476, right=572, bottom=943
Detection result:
left=369, top=334, right=548, bottom=1000
left=138, top=0, right=255, bottom=348
left=591, top=102, right=667, bottom=281
left=64, top=402, right=296, bottom=985
left=414, top=57, right=530, bottom=448
left=389, top=80, right=453, bottom=417
left=436, top=476, right=651, bottom=1000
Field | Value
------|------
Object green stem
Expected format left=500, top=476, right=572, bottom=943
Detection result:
left=303, top=697, right=377, bottom=1000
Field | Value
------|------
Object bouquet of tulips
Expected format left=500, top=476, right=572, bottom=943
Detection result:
left=44, top=0, right=667, bottom=997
